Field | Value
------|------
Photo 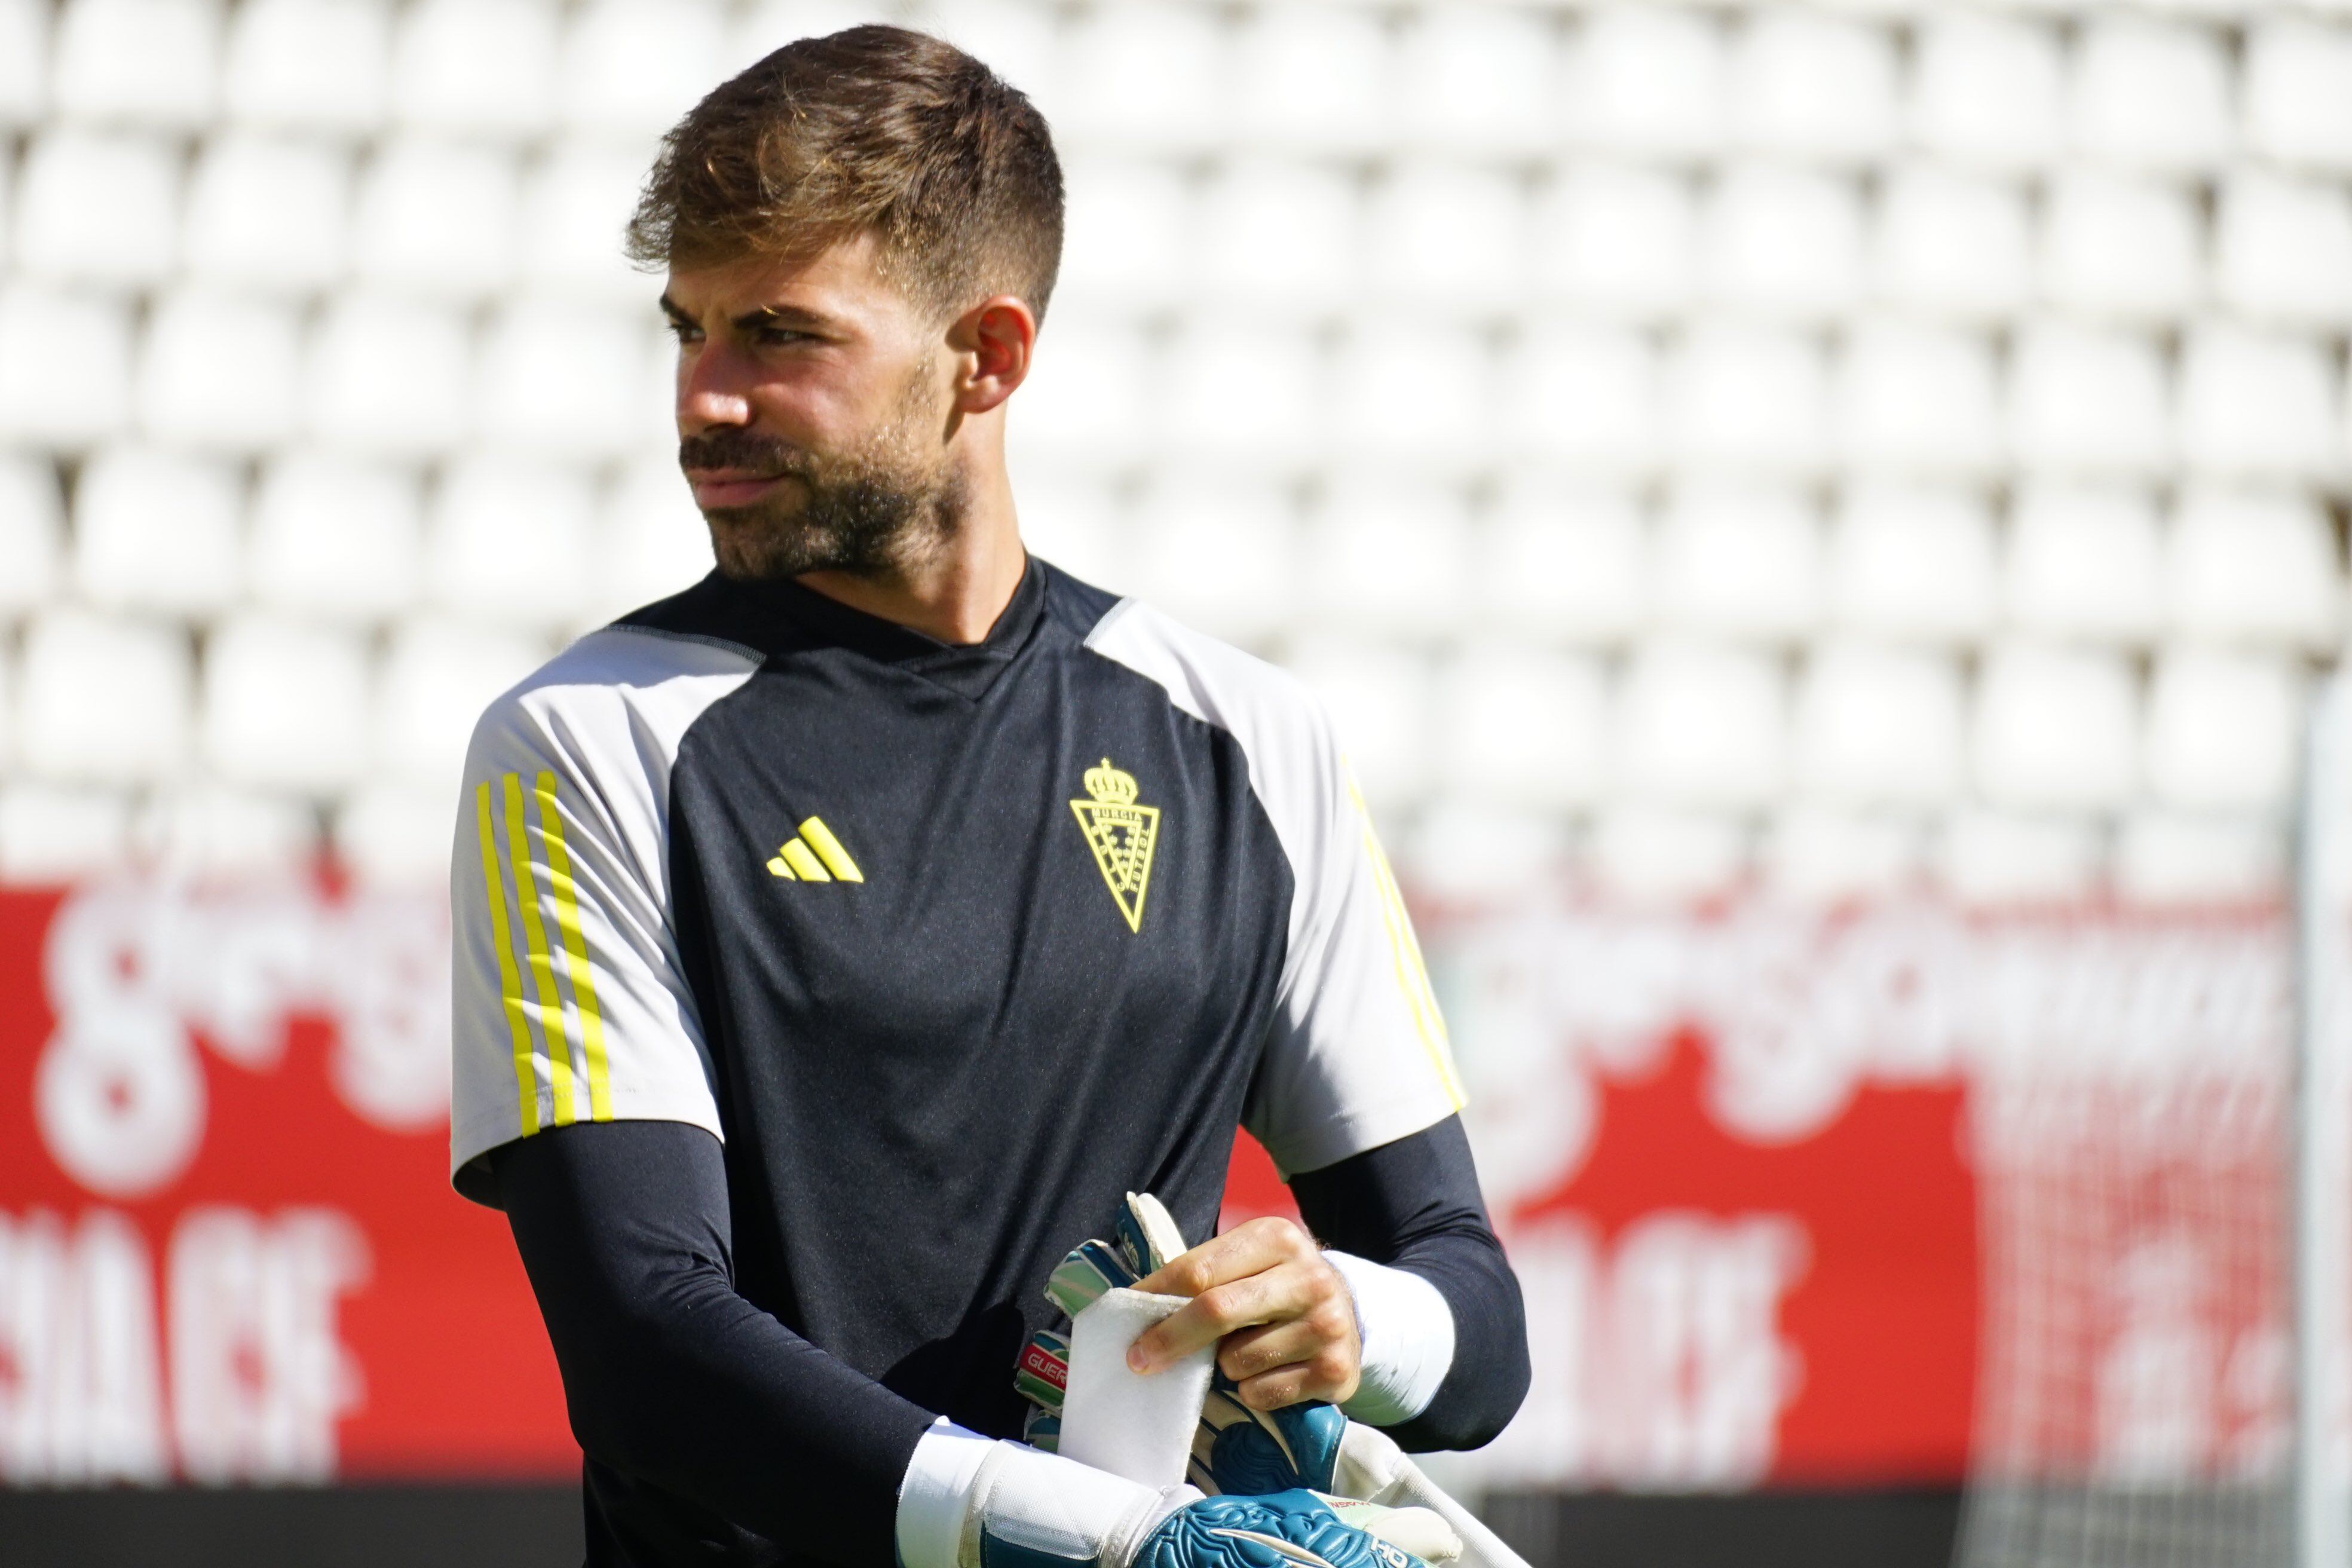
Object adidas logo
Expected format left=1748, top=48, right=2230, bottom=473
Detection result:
left=767, top=817, right=863, bottom=883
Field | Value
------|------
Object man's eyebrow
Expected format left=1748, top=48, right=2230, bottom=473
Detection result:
left=657, top=293, right=694, bottom=324
left=731, top=302, right=828, bottom=332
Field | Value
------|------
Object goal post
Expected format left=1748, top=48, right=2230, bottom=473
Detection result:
left=2296, top=664, right=2352, bottom=1568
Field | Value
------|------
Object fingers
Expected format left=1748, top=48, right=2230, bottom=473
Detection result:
left=1217, top=1298, right=1361, bottom=1408
left=1229, top=1331, right=1361, bottom=1410
left=1132, top=1217, right=1315, bottom=1300
left=1128, top=1257, right=1322, bottom=1372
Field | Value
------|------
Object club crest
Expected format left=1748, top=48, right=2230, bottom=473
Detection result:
left=1069, top=758, right=1160, bottom=933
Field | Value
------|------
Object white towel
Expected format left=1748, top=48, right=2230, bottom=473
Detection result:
left=1058, top=1287, right=1214, bottom=1488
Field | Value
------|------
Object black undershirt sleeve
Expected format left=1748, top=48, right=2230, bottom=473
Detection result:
left=1287, top=1114, right=1530, bottom=1454
left=491, top=1118, right=937, bottom=1567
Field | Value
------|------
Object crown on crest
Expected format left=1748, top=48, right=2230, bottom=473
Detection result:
left=1083, top=758, right=1138, bottom=806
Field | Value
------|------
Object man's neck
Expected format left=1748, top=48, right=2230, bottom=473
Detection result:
left=793, top=466, right=1026, bottom=646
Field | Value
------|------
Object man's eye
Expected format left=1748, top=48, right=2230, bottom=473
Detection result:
left=755, top=326, right=810, bottom=345
left=666, top=321, right=702, bottom=345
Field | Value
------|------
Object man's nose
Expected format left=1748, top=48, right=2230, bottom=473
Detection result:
left=676, top=343, right=754, bottom=433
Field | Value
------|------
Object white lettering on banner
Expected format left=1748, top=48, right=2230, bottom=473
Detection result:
left=0, top=1206, right=367, bottom=1483
left=1478, top=1211, right=1809, bottom=1491
left=0, top=1209, right=168, bottom=1483
left=1432, top=903, right=2289, bottom=1210
left=32, top=880, right=452, bottom=1197
left=170, top=1208, right=370, bottom=1483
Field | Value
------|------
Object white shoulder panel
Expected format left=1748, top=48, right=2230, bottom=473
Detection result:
left=1083, top=599, right=1465, bottom=1176
left=449, top=626, right=760, bottom=1186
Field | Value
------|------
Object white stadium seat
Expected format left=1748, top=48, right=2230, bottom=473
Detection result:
left=1229, top=4, right=1386, bottom=154
left=1478, top=480, right=1649, bottom=645
left=1870, top=166, right=2032, bottom=319
left=303, top=294, right=471, bottom=455
left=2115, top=813, right=2285, bottom=906
left=1569, top=7, right=1727, bottom=160
left=1536, top=163, right=1697, bottom=318
left=2006, top=485, right=2164, bottom=644
left=1327, top=321, right=1492, bottom=464
left=182, top=134, right=351, bottom=292
left=1588, top=807, right=1750, bottom=905
left=1012, top=323, right=1151, bottom=457
left=1836, top=319, right=2002, bottom=474
left=51, top=0, right=220, bottom=130
left=391, top=0, right=558, bottom=138
left=1616, top=640, right=1787, bottom=808
left=475, top=302, right=651, bottom=457
left=1304, top=476, right=1472, bottom=639
left=1702, top=164, right=1866, bottom=319
left=247, top=451, right=422, bottom=623
left=1973, top=642, right=2139, bottom=810
left=2067, top=18, right=2234, bottom=172
left=1665, top=324, right=1829, bottom=473
left=1792, top=642, right=1966, bottom=807
left=0, top=0, right=50, bottom=128
left=598, top=458, right=713, bottom=618
left=560, top=0, right=724, bottom=141
left=221, top=0, right=391, bottom=134
left=2175, top=323, right=2344, bottom=479
left=12, top=129, right=179, bottom=286
left=1055, top=155, right=1193, bottom=308
left=0, top=452, right=64, bottom=615
left=1938, top=810, right=2105, bottom=906
left=1010, top=473, right=1123, bottom=597
left=1911, top=15, right=2065, bottom=170
left=0, top=285, right=133, bottom=445
left=333, top=783, right=457, bottom=886
left=2166, top=488, right=2343, bottom=648
left=1062, top=1, right=1225, bottom=150
left=199, top=614, right=372, bottom=791
left=375, top=618, right=549, bottom=792
left=0, top=785, right=133, bottom=881
left=17, top=610, right=192, bottom=782
left=1283, top=636, right=1436, bottom=808
left=353, top=137, right=520, bottom=299
left=1404, top=802, right=1572, bottom=905
left=2215, top=173, right=2352, bottom=326
left=2243, top=19, right=2352, bottom=172
left=1653, top=483, right=1821, bottom=641
left=137, top=289, right=303, bottom=451
left=1731, top=11, right=1899, bottom=164
left=424, top=454, right=597, bottom=629
left=1499, top=321, right=1659, bottom=473
left=519, top=144, right=657, bottom=301
left=1365, top=161, right=1529, bottom=311
left=1162, top=320, right=1321, bottom=458
left=2142, top=647, right=2301, bottom=812
left=72, top=446, right=242, bottom=617
left=1763, top=808, right=1921, bottom=904
left=1826, top=485, right=1999, bottom=644
left=1126, top=476, right=1297, bottom=645
left=1399, top=5, right=1560, bottom=155
left=2007, top=321, right=2170, bottom=474
left=1196, top=160, right=1360, bottom=306
left=134, top=786, right=321, bottom=877
left=2039, top=172, right=2203, bottom=321
left=1435, top=644, right=1610, bottom=810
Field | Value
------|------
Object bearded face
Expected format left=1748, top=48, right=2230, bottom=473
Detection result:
left=682, top=366, right=962, bottom=583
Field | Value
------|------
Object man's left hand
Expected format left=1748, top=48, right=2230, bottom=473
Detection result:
left=1125, top=1217, right=1361, bottom=1410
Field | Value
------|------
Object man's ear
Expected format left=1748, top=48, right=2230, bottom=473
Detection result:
left=950, top=295, right=1037, bottom=415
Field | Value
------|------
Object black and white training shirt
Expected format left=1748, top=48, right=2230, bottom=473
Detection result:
left=448, top=559, right=1520, bottom=1563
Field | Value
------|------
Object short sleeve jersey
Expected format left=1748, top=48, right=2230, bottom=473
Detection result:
left=449, top=559, right=1463, bottom=1437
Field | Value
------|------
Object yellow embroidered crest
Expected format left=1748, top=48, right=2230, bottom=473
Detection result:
left=1069, top=758, right=1159, bottom=933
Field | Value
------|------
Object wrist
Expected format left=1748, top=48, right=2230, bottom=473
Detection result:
left=900, top=1425, right=1196, bottom=1568
left=1322, top=1250, right=1456, bottom=1426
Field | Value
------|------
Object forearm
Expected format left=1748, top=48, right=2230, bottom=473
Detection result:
left=495, top=1119, right=936, bottom=1565
left=1290, top=1115, right=1530, bottom=1451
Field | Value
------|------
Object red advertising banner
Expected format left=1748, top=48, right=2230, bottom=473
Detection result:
left=0, top=879, right=2290, bottom=1491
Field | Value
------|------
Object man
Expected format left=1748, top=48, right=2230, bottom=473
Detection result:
left=449, top=26, right=1527, bottom=1568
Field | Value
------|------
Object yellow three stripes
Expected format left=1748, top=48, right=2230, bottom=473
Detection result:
left=477, top=770, right=613, bottom=1136
left=1349, top=773, right=1467, bottom=1111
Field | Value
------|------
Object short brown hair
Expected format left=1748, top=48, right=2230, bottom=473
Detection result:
left=627, top=25, right=1064, bottom=323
